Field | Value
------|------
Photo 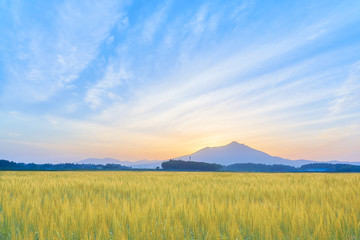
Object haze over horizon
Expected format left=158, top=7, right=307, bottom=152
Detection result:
left=1, top=1, right=360, bottom=163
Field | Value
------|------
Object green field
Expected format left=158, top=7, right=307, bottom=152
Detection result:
left=0, top=172, right=359, bottom=239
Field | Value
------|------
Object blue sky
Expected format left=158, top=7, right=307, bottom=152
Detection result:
left=0, top=0, right=360, bottom=163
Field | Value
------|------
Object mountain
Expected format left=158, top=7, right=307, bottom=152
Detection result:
left=76, top=158, right=162, bottom=168
left=77, top=158, right=125, bottom=165
left=174, top=141, right=316, bottom=167
left=77, top=142, right=360, bottom=169
left=127, top=160, right=163, bottom=169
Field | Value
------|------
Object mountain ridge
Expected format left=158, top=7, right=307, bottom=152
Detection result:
left=174, top=141, right=359, bottom=167
left=76, top=141, right=360, bottom=168
left=77, top=158, right=163, bottom=168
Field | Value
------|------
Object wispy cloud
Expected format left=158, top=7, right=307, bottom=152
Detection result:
left=142, top=3, right=170, bottom=43
left=189, top=5, right=208, bottom=35
left=1, top=0, right=124, bottom=103
left=85, top=63, right=129, bottom=109
left=330, top=61, right=360, bottom=115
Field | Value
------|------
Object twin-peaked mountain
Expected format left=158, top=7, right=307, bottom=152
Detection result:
left=174, top=141, right=314, bottom=167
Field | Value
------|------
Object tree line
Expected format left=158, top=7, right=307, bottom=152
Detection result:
left=0, top=160, right=130, bottom=171
left=161, top=160, right=360, bottom=172
left=2, top=159, right=360, bottom=172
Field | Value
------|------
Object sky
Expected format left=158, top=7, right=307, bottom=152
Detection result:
left=0, top=0, right=360, bottom=163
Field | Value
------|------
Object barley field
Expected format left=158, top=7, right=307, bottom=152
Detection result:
left=0, top=172, right=359, bottom=239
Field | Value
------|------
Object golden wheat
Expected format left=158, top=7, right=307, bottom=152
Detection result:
left=0, top=171, right=359, bottom=239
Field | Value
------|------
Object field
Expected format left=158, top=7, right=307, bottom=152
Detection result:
left=0, top=172, right=360, bottom=239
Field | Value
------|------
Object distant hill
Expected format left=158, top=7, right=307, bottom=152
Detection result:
left=77, top=158, right=162, bottom=169
left=77, top=158, right=124, bottom=165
